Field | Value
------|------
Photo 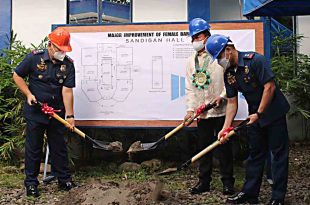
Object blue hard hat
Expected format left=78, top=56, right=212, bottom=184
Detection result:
left=206, top=34, right=231, bottom=61
left=189, top=18, right=211, bottom=37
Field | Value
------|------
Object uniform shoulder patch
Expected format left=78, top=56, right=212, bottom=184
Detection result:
left=32, top=49, right=45, bottom=55
left=243, top=53, right=255, bottom=59
left=65, top=55, right=74, bottom=63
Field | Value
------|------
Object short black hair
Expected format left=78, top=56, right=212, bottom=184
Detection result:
left=202, top=29, right=211, bottom=37
left=192, top=29, right=211, bottom=39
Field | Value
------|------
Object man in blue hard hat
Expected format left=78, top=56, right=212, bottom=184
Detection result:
left=206, top=34, right=289, bottom=205
left=183, top=18, right=235, bottom=195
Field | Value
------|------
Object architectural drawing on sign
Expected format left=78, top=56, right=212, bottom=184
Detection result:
left=152, top=56, right=163, bottom=89
left=81, top=43, right=133, bottom=107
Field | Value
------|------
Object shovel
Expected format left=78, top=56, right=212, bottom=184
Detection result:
left=34, top=101, right=122, bottom=151
left=127, top=103, right=216, bottom=153
left=157, top=119, right=249, bottom=175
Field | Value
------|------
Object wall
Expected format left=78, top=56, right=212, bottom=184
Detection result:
left=210, top=0, right=247, bottom=21
left=10, top=0, right=247, bottom=46
left=289, top=16, right=310, bottom=140
left=0, top=0, right=12, bottom=52
left=132, top=0, right=187, bottom=22
left=132, top=0, right=245, bottom=23
left=12, top=0, right=66, bottom=47
left=297, top=16, right=310, bottom=56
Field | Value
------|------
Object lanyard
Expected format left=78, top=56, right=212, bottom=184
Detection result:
left=195, top=53, right=210, bottom=72
left=192, top=53, right=212, bottom=90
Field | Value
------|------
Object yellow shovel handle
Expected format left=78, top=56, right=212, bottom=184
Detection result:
left=52, top=113, right=86, bottom=138
left=191, top=130, right=236, bottom=163
left=164, top=123, right=184, bottom=140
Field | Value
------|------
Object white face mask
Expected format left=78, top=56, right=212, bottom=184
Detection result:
left=192, top=38, right=206, bottom=52
left=54, top=51, right=66, bottom=61
left=218, top=51, right=231, bottom=69
left=51, top=45, right=66, bottom=61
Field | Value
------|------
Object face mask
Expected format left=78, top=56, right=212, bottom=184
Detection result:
left=51, top=45, right=66, bottom=61
left=218, top=51, right=231, bottom=69
left=192, top=38, right=206, bottom=52
left=54, top=51, right=66, bottom=61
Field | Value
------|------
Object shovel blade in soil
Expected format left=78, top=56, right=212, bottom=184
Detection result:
left=140, top=142, right=158, bottom=150
left=91, top=139, right=123, bottom=152
left=157, top=167, right=178, bottom=175
left=127, top=141, right=157, bottom=153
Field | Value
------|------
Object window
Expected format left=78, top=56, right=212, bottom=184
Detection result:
left=68, top=0, right=131, bottom=24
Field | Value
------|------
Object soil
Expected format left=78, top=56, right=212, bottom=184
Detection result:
left=0, top=143, right=309, bottom=205
left=127, top=141, right=144, bottom=153
left=108, top=141, right=123, bottom=152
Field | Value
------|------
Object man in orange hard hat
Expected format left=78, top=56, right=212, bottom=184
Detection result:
left=13, top=27, right=76, bottom=197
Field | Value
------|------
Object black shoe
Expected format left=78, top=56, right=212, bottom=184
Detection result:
left=26, top=185, right=40, bottom=197
left=58, top=181, right=76, bottom=191
left=269, top=199, right=284, bottom=205
left=189, top=182, right=210, bottom=195
left=226, top=192, right=259, bottom=204
left=223, top=185, right=235, bottom=195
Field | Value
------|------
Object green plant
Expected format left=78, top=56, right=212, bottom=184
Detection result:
left=0, top=32, right=48, bottom=162
left=272, top=34, right=310, bottom=139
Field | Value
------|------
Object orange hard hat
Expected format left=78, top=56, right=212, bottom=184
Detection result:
left=48, top=27, right=72, bottom=52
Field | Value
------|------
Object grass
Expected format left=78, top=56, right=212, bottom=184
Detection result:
left=0, top=160, right=246, bottom=192
left=0, top=173, right=24, bottom=189
left=74, top=162, right=152, bottom=183
left=73, top=161, right=247, bottom=194
left=0, top=165, right=24, bottom=189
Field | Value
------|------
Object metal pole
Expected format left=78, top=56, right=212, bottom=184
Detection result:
left=293, top=16, right=297, bottom=75
left=43, top=145, right=49, bottom=180
left=98, top=0, right=103, bottom=23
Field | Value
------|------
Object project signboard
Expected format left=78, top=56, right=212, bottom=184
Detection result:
left=59, top=21, right=264, bottom=127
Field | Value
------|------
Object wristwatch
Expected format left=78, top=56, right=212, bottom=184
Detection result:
left=256, top=112, right=263, bottom=119
left=66, top=115, right=74, bottom=119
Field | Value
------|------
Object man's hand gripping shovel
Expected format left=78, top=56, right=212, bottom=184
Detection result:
left=156, top=119, right=249, bottom=175
left=33, top=101, right=123, bottom=152
left=127, top=103, right=217, bottom=153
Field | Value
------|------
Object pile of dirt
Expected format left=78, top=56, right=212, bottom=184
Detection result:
left=127, top=141, right=143, bottom=153
left=56, top=179, right=162, bottom=205
left=108, top=141, right=123, bottom=152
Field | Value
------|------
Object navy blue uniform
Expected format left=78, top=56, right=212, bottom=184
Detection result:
left=15, top=49, right=75, bottom=187
left=224, top=52, right=290, bottom=201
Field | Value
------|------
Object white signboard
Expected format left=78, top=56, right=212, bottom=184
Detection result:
left=68, top=29, right=254, bottom=121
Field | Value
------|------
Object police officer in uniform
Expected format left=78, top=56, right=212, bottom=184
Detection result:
left=13, top=27, right=76, bottom=197
left=184, top=18, right=235, bottom=195
left=206, top=34, right=290, bottom=205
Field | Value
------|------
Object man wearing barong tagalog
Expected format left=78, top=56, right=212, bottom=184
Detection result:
left=184, top=18, right=235, bottom=196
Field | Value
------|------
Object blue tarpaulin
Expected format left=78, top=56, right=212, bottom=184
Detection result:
left=271, top=18, right=292, bottom=38
left=0, top=0, right=12, bottom=55
left=271, top=18, right=293, bottom=54
left=243, top=0, right=310, bottom=16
